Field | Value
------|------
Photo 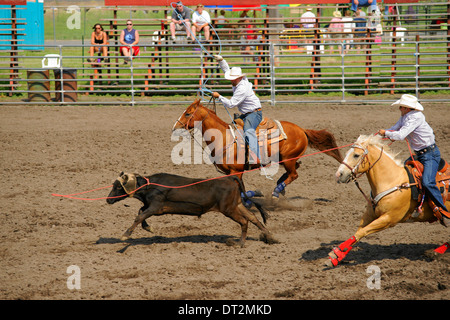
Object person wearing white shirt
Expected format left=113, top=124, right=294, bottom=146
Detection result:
left=211, top=55, right=262, bottom=164
left=342, top=10, right=355, bottom=54
left=300, top=7, right=316, bottom=44
left=378, top=94, right=449, bottom=223
left=191, top=4, right=211, bottom=41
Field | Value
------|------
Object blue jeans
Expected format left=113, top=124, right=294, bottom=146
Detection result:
left=351, top=0, right=378, bottom=12
left=414, top=144, right=448, bottom=211
left=240, top=110, right=262, bottom=162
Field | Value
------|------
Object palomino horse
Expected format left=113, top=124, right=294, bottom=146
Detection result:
left=173, top=99, right=343, bottom=198
left=330, top=134, right=449, bottom=267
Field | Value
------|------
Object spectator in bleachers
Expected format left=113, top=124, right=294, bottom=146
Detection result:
left=351, top=0, right=378, bottom=13
left=353, top=10, right=367, bottom=53
left=191, top=4, right=211, bottom=42
left=300, top=7, right=316, bottom=44
left=328, top=11, right=344, bottom=55
left=328, top=10, right=344, bottom=54
left=239, top=10, right=250, bottom=23
left=240, top=18, right=257, bottom=62
left=88, top=23, right=108, bottom=63
left=342, top=10, right=354, bottom=54
left=119, top=20, right=140, bottom=64
left=356, top=7, right=366, bottom=18
left=215, top=10, right=229, bottom=29
left=170, top=1, right=194, bottom=42
left=367, top=12, right=375, bottom=31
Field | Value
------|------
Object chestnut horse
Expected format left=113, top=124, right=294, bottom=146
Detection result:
left=173, top=99, right=343, bottom=198
left=330, top=134, right=449, bottom=267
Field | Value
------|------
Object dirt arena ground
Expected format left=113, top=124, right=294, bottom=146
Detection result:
left=0, top=101, right=448, bottom=301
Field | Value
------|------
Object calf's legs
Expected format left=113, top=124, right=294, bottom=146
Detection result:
left=121, top=204, right=162, bottom=241
left=225, top=204, right=277, bottom=247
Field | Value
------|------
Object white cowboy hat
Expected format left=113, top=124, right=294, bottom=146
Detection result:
left=333, top=11, right=342, bottom=18
left=391, top=94, right=424, bottom=111
left=225, top=67, right=246, bottom=80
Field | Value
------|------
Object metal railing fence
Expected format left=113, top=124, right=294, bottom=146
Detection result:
left=1, top=35, right=450, bottom=105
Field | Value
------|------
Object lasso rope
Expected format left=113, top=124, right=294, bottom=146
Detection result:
left=169, top=1, right=222, bottom=97
left=54, top=132, right=422, bottom=202
left=169, top=2, right=247, bottom=145
left=52, top=143, right=352, bottom=201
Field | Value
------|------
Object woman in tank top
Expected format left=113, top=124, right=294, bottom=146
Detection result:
left=88, top=23, right=108, bottom=63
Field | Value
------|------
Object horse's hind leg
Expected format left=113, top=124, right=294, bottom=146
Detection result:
left=272, top=160, right=299, bottom=198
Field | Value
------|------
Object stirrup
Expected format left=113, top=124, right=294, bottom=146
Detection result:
left=432, top=206, right=449, bottom=227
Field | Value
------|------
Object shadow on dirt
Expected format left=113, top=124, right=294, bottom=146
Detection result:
left=95, top=234, right=261, bottom=253
left=300, top=241, right=442, bottom=267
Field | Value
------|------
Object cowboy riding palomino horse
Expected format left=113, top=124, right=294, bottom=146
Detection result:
left=330, top=134, right=449, bottom=267
left=173, top=99, right=343, bottom=198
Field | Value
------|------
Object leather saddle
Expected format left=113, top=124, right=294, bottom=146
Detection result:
left=231, top=116, right=287, bottom=145
left=405, top=156, right=450, bottom=223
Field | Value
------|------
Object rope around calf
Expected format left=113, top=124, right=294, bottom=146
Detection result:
left=52, top=142, right=352, bottom=201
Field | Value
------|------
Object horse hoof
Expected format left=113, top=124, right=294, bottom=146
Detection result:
left=324, top=258, right=335, bottom=268
left=121, top=235, right=130, bottom=241
left=260, top=232, right=279, bottom=244
left=271, top=196, right=280, bottom=206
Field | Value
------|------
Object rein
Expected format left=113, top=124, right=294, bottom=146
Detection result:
left=341, top=143, right=386, bottom=208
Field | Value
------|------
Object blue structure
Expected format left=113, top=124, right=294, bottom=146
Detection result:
left=0, top=0, right=44, bottom=50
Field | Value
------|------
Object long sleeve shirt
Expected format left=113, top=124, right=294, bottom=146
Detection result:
left=217, top=59, right=261, bottom=114
left=385, top=111, right=435, bottom=151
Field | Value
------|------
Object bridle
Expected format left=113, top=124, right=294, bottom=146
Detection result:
left=341, top=143, right=384, bottom=208
left=341, top=143, right=384, bottom=181
left=175, top=104, right=211, bottom=131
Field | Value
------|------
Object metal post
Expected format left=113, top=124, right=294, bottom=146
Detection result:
left=130, top=44, right=135, bottom=106
left=52, top=7, right=56, bottom=44
left=59, top=45, right=64, bottom=104
left=341, top=43, right=345, bottom=103
left=269, top=43, right=275, bottom=105
left=200, top=50, right=205, bottom=101
left=447, top=2, right=450, bottom=87
left=415, top=34, right=420, bottom=98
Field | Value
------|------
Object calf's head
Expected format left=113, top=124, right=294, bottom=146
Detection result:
left=106, top=172, right=137, bottom=204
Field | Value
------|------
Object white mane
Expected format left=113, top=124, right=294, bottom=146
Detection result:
left=355, top=134, right=403, bottom=167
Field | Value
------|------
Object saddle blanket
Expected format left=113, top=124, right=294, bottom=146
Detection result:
left=226, top=117, right=287, bottom=164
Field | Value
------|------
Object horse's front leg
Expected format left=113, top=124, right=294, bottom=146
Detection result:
left=326, top=210, right=402, bottom=267
left=272, top=160, right=299, bottom=198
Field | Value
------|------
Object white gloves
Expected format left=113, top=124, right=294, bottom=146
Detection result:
left=213, top=54, right=223, bottom=62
